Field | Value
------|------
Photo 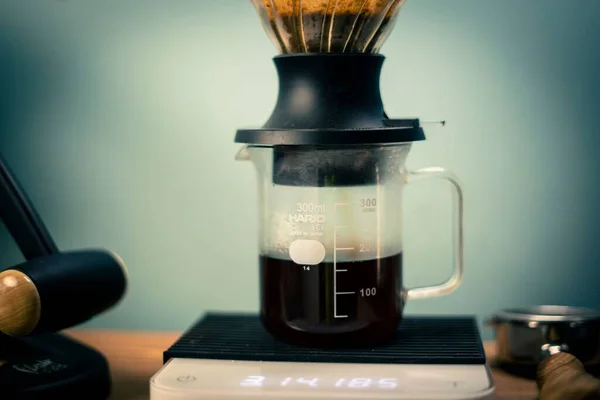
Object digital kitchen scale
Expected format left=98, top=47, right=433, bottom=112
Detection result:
left=150, top=313, right=495, bottom=399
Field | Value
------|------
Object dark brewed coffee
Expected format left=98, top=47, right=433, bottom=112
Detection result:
left=260, top=253, right=402, bottom=347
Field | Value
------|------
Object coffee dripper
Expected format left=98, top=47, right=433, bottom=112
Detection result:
left=235, top=0, right=464, bottom=348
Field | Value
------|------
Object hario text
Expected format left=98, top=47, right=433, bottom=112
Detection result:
left=288, top=214, right=326, bottom=223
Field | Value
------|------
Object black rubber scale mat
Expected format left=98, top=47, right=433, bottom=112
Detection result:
left=164, top=313, right=486, bottom=365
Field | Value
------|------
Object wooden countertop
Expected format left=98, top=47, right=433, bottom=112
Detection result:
left=64, top=329, right=538, bottom=399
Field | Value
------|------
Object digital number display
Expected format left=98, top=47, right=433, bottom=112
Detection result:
left=240, top=376, right=398, bottom=390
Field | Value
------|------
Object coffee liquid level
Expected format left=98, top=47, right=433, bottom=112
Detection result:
left=260, top=253, right=402, bottom=347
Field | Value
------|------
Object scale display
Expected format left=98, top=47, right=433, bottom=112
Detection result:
left=151, top=358, right=495, bottom=400
left=240, top=375, right=400, bottom=390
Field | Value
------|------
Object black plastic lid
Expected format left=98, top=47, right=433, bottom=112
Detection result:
left=235, top=54, right=425, bottom=146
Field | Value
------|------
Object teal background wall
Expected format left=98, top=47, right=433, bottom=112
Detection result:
left=1, top=1, right=599, bottom=339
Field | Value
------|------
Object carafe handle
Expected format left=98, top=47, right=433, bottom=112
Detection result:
left=403, top=167, right=464, bottom=300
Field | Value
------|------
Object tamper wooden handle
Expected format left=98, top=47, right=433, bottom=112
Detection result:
left=538, top=352, right=600, bottom=400
left=0, top=249, right=127, bottom=337
left=0, top=269, right=41, bottom=336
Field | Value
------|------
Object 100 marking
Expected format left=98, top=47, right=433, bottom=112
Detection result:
left=360, top=287, right=377, bottom=297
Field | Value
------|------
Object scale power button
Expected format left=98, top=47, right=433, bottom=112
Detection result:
left=177, top=375, right=196, bottom=383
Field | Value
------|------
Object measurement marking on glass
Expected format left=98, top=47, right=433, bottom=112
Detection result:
left=333, top=203, right=352, bottom=319
left=376, top=166, right=381, bottom=282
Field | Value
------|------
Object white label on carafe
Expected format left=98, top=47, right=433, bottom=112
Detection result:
left=289, top=240, right=326, bottom=265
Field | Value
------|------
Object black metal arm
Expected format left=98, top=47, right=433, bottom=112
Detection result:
left=0, top=152, right=58, bottom=260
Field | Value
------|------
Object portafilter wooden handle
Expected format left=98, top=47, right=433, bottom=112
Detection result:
left=538, top=352, right=600, bottom=400
left=0, top=249, right=127, bottom=337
